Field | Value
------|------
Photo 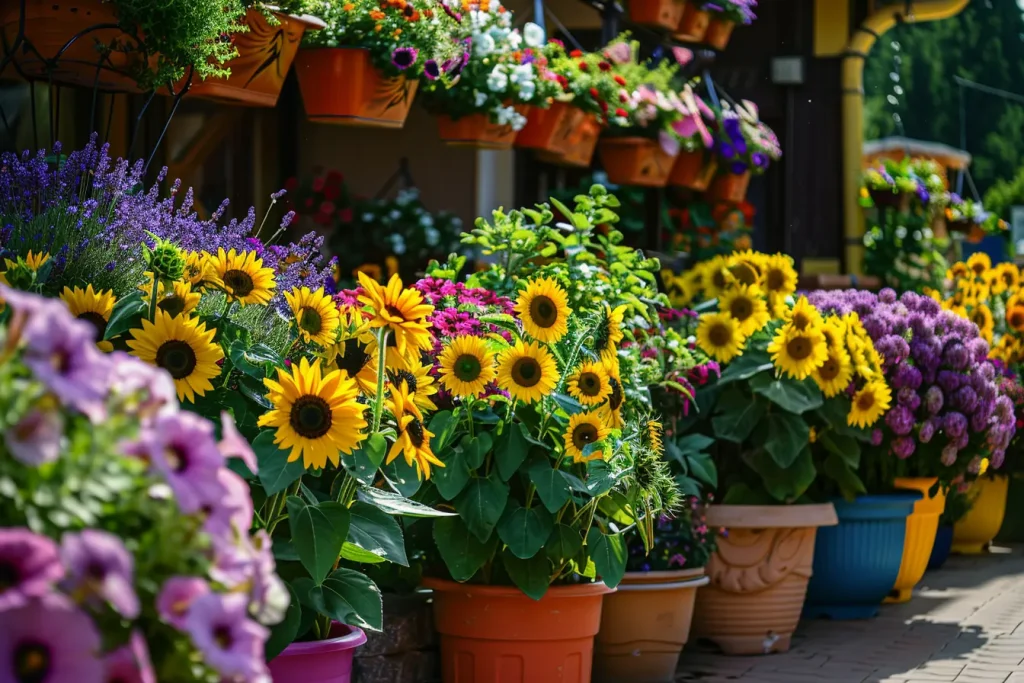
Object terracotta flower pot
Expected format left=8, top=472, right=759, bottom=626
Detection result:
left=888, top=477, right=947, bottom=603
left=707, top=171, right=751, bottom=203
left=268, top=622, right=367, bottom=683
left=668, top=150, right=718, bottom=191
left=674, top=4, right=710, bottom=42
left=594, top=568, right=708, bottom=683
left=0, top=0, right=147, bottom=92
left=599, top=137, right=678, bottom=187
left=436, top=112, right=521, bottom=149
left=953, top=474, right=1010, bottom=554
left=691, top=504, right=838, bottom=655
left=517, top=102, right=583, bottom=154
left=296, top=47, right=418, bottom=128
left=705, top=19, right=735, bottom=50
left=868, top=187, right=910, bottom=212
left=628, top=0, right=686, bottom=31
left=536, top=113, right=601, bottom=168
left=423, top=578, right=611, bottom=683
left=182, top=8, right=324, bottom=107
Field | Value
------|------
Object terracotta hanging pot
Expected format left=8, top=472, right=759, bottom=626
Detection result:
left=887, top=477, right=946, bottom=604
left=705, top=18, right=735, bottom=50
left=296, top=47, right=418, bottom=128
left=0, top=0, right=147, bottom=92
left=183, top=8, right=324, bottom=107
left=436, top=112, right=521, bottom=149
left=536, top=113, right=602, bottom=168
left=668, top=150, right=718, bottom=191
left=517, top=102, right=582, bottom=154
left=674, top=4, right=710, bottom=42
left=599, top=137, right=678, bottom=187
left=691, top=504, right=838, bottom=655
left=869, top=187, right=910, bottom=212
left=628, top=0, right=686, bottom=31
left=707, top=170, right=751, bottom=203
left=267, top=622, right=366, bottom=682
left=594, top=568, right=708, bottom=683
left=423, top=579, right=612, bottom=683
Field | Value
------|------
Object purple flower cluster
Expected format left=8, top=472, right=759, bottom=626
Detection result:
left=262, top=231, right=339, bottom=311
left=808, top=288, right=1016, bottom=471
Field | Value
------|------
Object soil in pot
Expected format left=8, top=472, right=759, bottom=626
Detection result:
left=953, top=475, right=1009, bottom=555
left=269, top=622, right=367, bottom=683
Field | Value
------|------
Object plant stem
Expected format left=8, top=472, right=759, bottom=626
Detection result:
left=371, top=328, right=389, bottom=432
left=148, top=278, right=160, bottom=322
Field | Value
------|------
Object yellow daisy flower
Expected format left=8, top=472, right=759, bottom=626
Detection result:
left=438, top=335, right=497, bottom=399
left=566, top=360, right=612, bottom=407
left=127, top=311, right=224, bottom=403
left=719, top=284, right=769, bottom=336
left=563, top=412, right=611, bottom=463
left=848, top=381, right=892, bottom=429
left=286, top=286, right=341, bottom=347
left=515, top=277, right=572, bottom=344
left=495, top=339, right=559, bottom=404
left=209, top=248, right=277, bottom=307
left=60, top=285, right=117, bottom=351
left=695, top=312, right=747, bottom=363
left=768, top=323, right=828, bottom=381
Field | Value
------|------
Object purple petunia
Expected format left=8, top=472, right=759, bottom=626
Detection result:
left=391, top=47, right=419, bottom=71
left=102, top=630, right=155, bottom=683
left=218, top=412, right=257, bottom=475
left=0, top=529, right=63, bottom=610
left=424, top=59, right=441, bottom=80
left=0, top=595, right=104, bottom=683
left=5, top=405, right=63, bottom=466
left=157, top=576, right=210, bottom=630
left=61, top=530, right=139, bottom=619
left=184, top=592, right=270, bottom=681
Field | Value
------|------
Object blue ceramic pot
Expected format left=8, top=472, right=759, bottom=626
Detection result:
left=928, top=525, right=954, bottom=570
left=803, top=493, right=920, bottom=620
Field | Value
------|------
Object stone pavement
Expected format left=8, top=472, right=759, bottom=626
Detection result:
left=677, top=545, right=1024, bottom=683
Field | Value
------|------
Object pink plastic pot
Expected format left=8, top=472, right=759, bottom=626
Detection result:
left=267, top=623, right=367, bottom=682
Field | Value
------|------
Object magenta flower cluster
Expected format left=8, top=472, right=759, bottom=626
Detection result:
left=0, top=288, right=284, bottom=683
left=808, top=288, right=1016, bottom=470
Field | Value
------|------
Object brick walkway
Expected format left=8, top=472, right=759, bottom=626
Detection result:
left=678, top=545, right=1024, bottom=683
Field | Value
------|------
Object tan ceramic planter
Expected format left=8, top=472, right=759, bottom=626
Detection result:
left=692, top=504, right=838, bottom=655
left=594, top=568, right=708, bottom=683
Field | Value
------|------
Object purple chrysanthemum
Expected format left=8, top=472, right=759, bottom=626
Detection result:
left=0, top=595, right=103, bottom=683
left=184, top=592, right=270, bottom=680
left=61, top=529, right=139, bottom=619
left=0, top=529, right=63, bottom=610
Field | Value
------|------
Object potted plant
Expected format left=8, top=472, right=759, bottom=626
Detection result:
left=675, top=2, right=710, bottom=42
left=929, top=485, right=972, bottom=569
left=701, top=0, right=757, bottom=50
left=295, top=0, right=463, bottom=128
left=945, top=195, right=991, bottom=236
left=953, top=459, right=1010, bottom=554
left=995, top=370, right=1024, bottom=543
left=0, top=287, right=287, bottom=681
left=861, top=161, right=917, bottom=213
left=667, top=85, right=717, bottom=191
left=707, top=102, right=781, bottom=203
left=628, top=0, right=686, bottom=31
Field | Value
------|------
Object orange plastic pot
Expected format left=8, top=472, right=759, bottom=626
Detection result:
left=668, top=150, right=718, bottom=191
left=705, top=19, right=735, bottom=50
left=708, top=171, right=751, bottom=203
left=674, top=4, right=710, bottom=42
left=182, top=8, right=324, bottom=107
left=594, top=568, right=708, bottom=683
left=423, top=579, right=612, bottom=683
left=537, top=113, right=601, bottom=167
left=517, top=102, right=582, bottom=153
left=437, top=112, right=521, bottom=149
left=888, top=477, right=946, bottom=603
left=295, top=48, right=418, bottom=128
left=692, top=504, right=838, bottom=655
left=628, top=0, right=686, bottom=31
left=0, top=0, right=146, bottom=91
left=599, top=137, right=677, bottom=187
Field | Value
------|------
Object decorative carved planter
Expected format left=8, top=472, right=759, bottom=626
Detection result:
left=691, top=504, right=837, bottom=655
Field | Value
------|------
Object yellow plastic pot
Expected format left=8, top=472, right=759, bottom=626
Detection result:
left=887, top=477, right=946, bottom=603
left=953, top=474, right=1010, bottom=554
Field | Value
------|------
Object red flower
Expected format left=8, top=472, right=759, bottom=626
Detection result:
left=320, top=201, right=336, bottom=215
left=615, top=108, right=627, bottom=117
left=598, top=61, right=611, bottom=71
left=599, top=100, right=608, bottom=113
left=324, top=185, right=340, bottom=201
left=338, top=207, right=354, bottom=222
left=311, top=177, right=325, bottom=192
left=326, top=170, right=344, bottom=188
left=614, top=75, right=627, bottom=87
left=589, top=87, right=599, bottom=99
left=284, top=177, right=298, bottom=191
left=578, top=61, right=587, bottom=71
left=569, top=49, right=582, bottom=58
left=619, top=92, right=627, bottom=103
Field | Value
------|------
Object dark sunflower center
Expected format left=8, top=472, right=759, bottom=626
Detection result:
left=766, top=269, right=785, bottom=291
left=407, top=418, right=426, bottom=448
left=157, top=296, right=186, bottom=319
left=971, top=264, right=985, bottom=276
left=337, top=339, right=371, bottom=376
left=572, top=423, right=599, bottom=450
left=454, top=354, right=482, bottom=382
left=972, top=310, right=987, bottom=326
left=1011, top=311, right=1024, bottom=328
left=578, top=371, right=602, bottom=397
left=223, top=269, right=255, bottom=297
left=730, top=262, right=758, bottom=286
left=857, top=392, right=876, bottom=411
left=786, top=337, right=813, bottom=361
left=385, top=305, right=406, bottom=321
left=708, top=323, right=732, bottom=347
left=0, top=560, right=19, bottom=591
left=290, top=395, right=333, bottom=439
left=711, top=270, right=728, bottom=289
left=791, top=312, right=811, bottom=330
left=819, top=358, right=840, bottom=381
left=511, top=357, right=542, bottom=388
left=77, top=312, right=108, bottom=340
left=529, top=295, right=558, bottom=329
left=729, top=297, right=753, bottom=321
left=391, top=369, right=417, bottom=393
left=609, top=377, right=623, bottom=410
left=299, top=307, right=323, bottom=334
left=594, top=319, right=612, bottom=353
left=156, top=340, right=198, bottom=380
left=214, top=625, right=234, bottom=650
left=13, top=641, right=50, bottom=683
left=1003, top=272, right=1015, bottom=287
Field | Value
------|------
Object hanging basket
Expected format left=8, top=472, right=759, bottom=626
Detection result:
left=436, top=112, right=521, bottom=150
left=517, top=102, right=582, bottom=154
left=668, top=150, right=718, bottom=191
left=707, top=171, right=750, bottom=203
left=0, top=0, right=147, bottom=92
left=599, top=137, right=677, bottom=187
left=868, top=187, right=910, bottom=212
left=295, top=47, right=418, bottom=128
left=536, top=113, right=602, bottom=168
left=704, top=18, right=735, bottom=49
left=674, top=4, right=710, bottom=42
left=182, top=8, right=324, bottom=107
left=628, top=0, right=686, bottom=31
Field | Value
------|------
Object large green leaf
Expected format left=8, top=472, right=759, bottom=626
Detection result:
left=255, top=430, right=305, bottom=495
left=286, top=498, right=350, bottom=585
left=454, top=472, right=509, bottom=543
left=819, top=430, right=861, bottom=468
left=496, top=501, right=554, bottom=559
left=357, top=487, right=456, bottom=517
left=764, top=412, right=811, bottom=468
left=382, top=456, right=423, bottom=497
left=501, top=548, right=550, bottom=601
left=495, top=422, right=531, bottom=481
left=433, top=515, right=495, bottom=582
left=433, top=448, right=471, bottom=501
left=341, top=434, right=388, bottom=486
left=526, top=455, right=571, bottom=513
left=340, top=542, right=386, bottom=564
left=428, top=411, right=458, bottom=453
left=686, top=452, right=718, bottom=488
left=459, top=433, right=493, bottom=469
left=104, top=290, right=148, bottom=340
left=265, top=583, right=302, bottom=661
left=712, top=386, right=767, bottom=443
left=545, top=524, right=583, bottom=564
left=308, top=568, right=383, bottom=632
left=586, top=528, right=627, bottom=589
left=673, top=433, right=714, bottom=455
left=346, top=501, right=408, bottom=566
left=229, top=341, right=283, bottom=379
left=822, top=452, right=867, bottom=501
left=750, top=373, right=823, bottom=414
left=717, top=349, right=773, bottom=385
left=744, top=446, right=816, bottom=502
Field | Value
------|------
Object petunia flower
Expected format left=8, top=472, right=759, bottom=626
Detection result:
left=391, top=47, right=418, bottom=71
left=185, top=592, right=270, bottom=680
left=0, top=595, right=104, bottom=682
left=5, top=404, right=63, bottom=466
left=156, top=576, right=210, bottom=630
left=102, top=630, right=155, bottom=683
left=61, top=529, right=139, bottom=619
left=0, top=528, right=63, bottom=610
left=423, top=59, right=440, bottom=80
left=218, top=412, right=257, bottom=475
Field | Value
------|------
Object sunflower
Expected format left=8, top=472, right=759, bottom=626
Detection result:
left=946, top=262, right=970, bottom=282
left=719, top=284, right=769, bottom=336
left=1007, top=304, right=1024, bottom=333
left=563, top=412, right=611, bottom=463
left=139, top=274, right=201, bottom=319
left=647, top=419, right=664, bottom=456
left=5, top=250, right=50, bottom=272
left=727, top=251, right=764, bottom=287
left=813, top=347, right=853, bottom=397
left=387, top=381, right=443, bottom=479
left=257, top=357, right=367, bottom=469
left=996, top=263, right=1020, bottom=293
left=768, top=323, right=828, bottom=380
left=970, top=303, right=995, bottom=341
left=495, top=339, right=559, bottom=404
left=820, top=318, right=847, bottom=354
left=127, top=311, right=224, bottom=403
left=438, top=335, right=496, bottom=399
left=324, top=336, right=377, bottom=395
left=600, top=359, right=626, bottom=429
left=389, top=360, right=439, bottom=413
left=60, top=285, right=117, bottom=351
left=695, top=312, right=746, bottom=363
left=357, top=272, right=434, bottom=358
left=699, top=255, right=735, bottom=298
left=183, top=250, right=219, bottom=290
left=209, top=248, right=277, bottom=307
left=967, top=252, right=991, bottom=278
left=285, top=286, right=341, bottom=347
left=594, top=304, right=626, bottom=362
left=848, top=381, right=892, bottom=429
left=762, top=253, right=798, bottom=298
left=515, top=277, right=572, bottom=344
left=566, top=360, right=612, bottom=406
left=786, top=296, right=823, bottom=331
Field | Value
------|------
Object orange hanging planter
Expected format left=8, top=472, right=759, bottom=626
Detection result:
left=437, top=112, right=521, bottom=149
left=295, top=47, right=418, bottom=128
left=517, top=102, right=581, bottom=153
left=668, top=150, right=718, bottom=191
left=536, top=113, right=602, bottom=167
left=599, top=137, right=678, bottom=188
left=705, top=18, right=735, bottom=50
left=628, top=0, right=686, bottom=31
left=675, top=4, right=710, bottom=42
left=707, top=171, right=751, bottom=203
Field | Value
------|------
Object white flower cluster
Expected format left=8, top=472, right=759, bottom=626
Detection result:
left=466, top=2, right=545, bottom=107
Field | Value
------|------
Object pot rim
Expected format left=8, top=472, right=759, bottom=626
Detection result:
left=705, top=503, right=838, bottom=528
left=272, top=622, right=366, bottom=657
left=262, top=5, right=327, bottom=29
left=622, top=567, right=706, bottom=582
left=421, top=577, right=613, bottom=598
left=615, top=575, right=710, bottom=592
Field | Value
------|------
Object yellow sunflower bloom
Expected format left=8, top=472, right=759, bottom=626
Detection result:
left=820, top=318, right=847, bottom=354
left=600, top=359, right=626, bottom=429
left=566, top=360, right=612, bottom=407
left=966, top=252, right=991, bottom=278
left=768, top=323, right=828, bottom=380
left=700, top=255, right=735, bottom=298
left=995, top=263, right=1020, bottom=293
left=563, top=412, right=611, bottom=463
left=4, top=250, right=50, bottom=273
left=495, top=339, right=559, bottom=404
left=595, top=304, right=626, bottom=363
left=786, top=296, right=824, bottom=332
left=126, top=311, right=224, bottom=403
left=438, top=335, right=497, bottom=399
left=727, top=251, right=764, bottom=287
left=139, top=273, right=201, bottom=319
left=183, top=250, right=219, bottom=290
left=324, top=336, right=377, bottom=395
left=357, top=272, right=434, bottom=358
left=60, top=285, right=117, bottom=351
left=515, top=277, right=572, bottom=344
left=387, top=381, right=443, bottom=480
left=286, top=286, right=341, bottom=347
left=389, top=360, right=439, bottom=414
left=719, top=284, right=770, bottom=336
left=969, top=303, right=994, bottom=341
left=848, top=381, right=892, bottom=428
left=1007, top=304, right=1024, bottom=333
left=695, top=312, right=747, bottom=363
left=762, top=253, right=798, bottom=298
left=209, top=248, right=277, bottom=307
left=946, top=262, right=969, bottom=282
left=814, top=347, right=854, bottom=398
